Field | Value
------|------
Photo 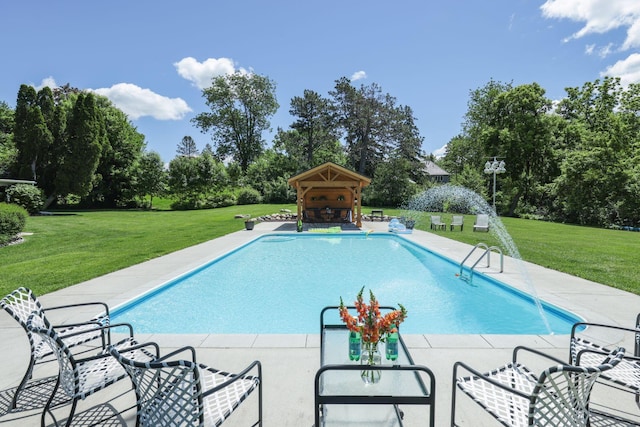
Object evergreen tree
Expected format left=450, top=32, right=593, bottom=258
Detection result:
left=177, top=136, right=198, bottom=157
left=55, top=93, right=104, bottom=197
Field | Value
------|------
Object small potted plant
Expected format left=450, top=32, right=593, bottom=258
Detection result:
left=244, top=218, right=257, bottom=230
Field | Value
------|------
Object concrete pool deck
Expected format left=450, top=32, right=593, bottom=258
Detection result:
left=1, top=220, right=639, bottom=426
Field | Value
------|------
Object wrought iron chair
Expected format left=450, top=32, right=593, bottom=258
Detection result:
left=109, top=342, right=262, bottom=426
left=25, top=311, right=155, bottom=427
left=451, top=345, right=625, bottom=426
left=1, top=287, right=112, bottom=413
left=570, top=315, right=640, bottom=423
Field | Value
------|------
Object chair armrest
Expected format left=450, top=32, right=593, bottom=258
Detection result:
left=572, top=322, right=638, bottom=337
left=44, top=301, right=110, bottom=319
left=512, top=345, right=565, bottom=365
left=201, top=360, right=262, bottom=397
left=156, top=346, right=197, bottom=363
left=108, top=341, right=160, bottom=360
left=453, top=360, right=531, bottom=400
left=58, top=322, right=134, bottom=348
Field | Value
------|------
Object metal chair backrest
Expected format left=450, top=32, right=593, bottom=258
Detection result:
left=110, top=346, right=205, bottom=426
left=25, top=312, right=79, bottom=397
left=529, top=347, right=625, bottom=426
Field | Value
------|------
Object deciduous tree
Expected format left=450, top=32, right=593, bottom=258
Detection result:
left=192, top=72, right=278, bottom=172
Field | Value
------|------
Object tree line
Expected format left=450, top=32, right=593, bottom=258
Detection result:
left=440, top=77, right=640, bottom=227
left=1, top=73, right=639, bottom=227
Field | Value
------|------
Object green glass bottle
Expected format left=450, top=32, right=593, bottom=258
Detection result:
left=349, top=330, right=361, bottom=361
left=385, top=331, right=398, bottom=361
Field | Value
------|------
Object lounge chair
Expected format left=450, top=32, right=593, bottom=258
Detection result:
left=109, top=342, right=262, bottom=426
left=0, top=287, right=112, bottom=413
left=450, top=215, right=464, bottom=231
left=25, top=311, right=154, bottom=427
left=430, top=215, right=446, bottom=230
left=452, top=345, right=625, bottom=426
left=473, top=214, right=489, bottom=232
left=569, top=315, right=640, bottom=423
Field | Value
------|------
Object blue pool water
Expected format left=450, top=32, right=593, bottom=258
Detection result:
left=111, top=234, right=581, bottom=334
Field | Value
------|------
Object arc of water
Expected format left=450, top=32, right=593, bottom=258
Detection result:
left=401, top=185, right=553, bottom=334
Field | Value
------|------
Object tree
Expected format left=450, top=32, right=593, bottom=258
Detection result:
left=177, top=136, right=198, bottom=157
left=84, top=96, right=145, bottom=207
left=167, top=152, right=227, bottom=208
left=365, top=157, right=417, bottom=207
left=54, top=92, right=104, bottom=198
left=330, top=77, right=421, bottom=177
left=0, top=101, right=16, bottom=176
left=192, top=72, right=279, bottom=172
left=462, top=80, right=554, bottom=215
left=287, top=89, right=339, bottom=168
left=13, top=85, right=53, bottom=181
left=135, top=151, right=166, bottom=208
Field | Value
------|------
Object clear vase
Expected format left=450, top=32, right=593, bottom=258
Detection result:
left=360, top=342, right=382, bottom=384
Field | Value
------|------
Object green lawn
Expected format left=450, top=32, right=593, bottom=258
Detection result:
left=1, top=206, right=638, bottom=297
left=0, top=204, right=295, bottom=297
left=410, top=213, right=640, bottom=295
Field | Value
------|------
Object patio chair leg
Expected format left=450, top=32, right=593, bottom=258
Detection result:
left=40, top=376, right=78, bottom=427
left=451, top=364, right=459, bottom=426
left=41, top=375, right=60, bottom=427
left=10, top=357, right=36, bottom=409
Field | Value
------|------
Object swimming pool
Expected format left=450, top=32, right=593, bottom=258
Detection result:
left=111, top=233, right=581, bottom=334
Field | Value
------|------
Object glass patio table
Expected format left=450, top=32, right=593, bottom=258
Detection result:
left=314, top=306, right=436, bottom=426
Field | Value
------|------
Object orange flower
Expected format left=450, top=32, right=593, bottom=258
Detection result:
left=339, top=287, right=407, bottom=345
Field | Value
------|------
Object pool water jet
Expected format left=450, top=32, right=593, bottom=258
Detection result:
left=400, top=184, right=554, bottom=334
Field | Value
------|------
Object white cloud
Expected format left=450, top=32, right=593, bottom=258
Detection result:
left=585, top=44, right=595, bottom=55
left=174, top=57, right=245, bottom=89
left=601, top=53, right=640, bottom=86
left=34, top=76, right=58, bottom=91
left=432, top=144, right=448, bottom=159
left=92, top=83, right=192, bottom=120
left=350, top=71, right=367, bottom=81
left=540, top=0, right=640, bottom=50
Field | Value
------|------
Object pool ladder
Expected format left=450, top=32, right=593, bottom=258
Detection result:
left=458, top=243, right=503, bottom=284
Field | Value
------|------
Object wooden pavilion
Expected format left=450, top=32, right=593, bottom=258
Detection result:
left=287, top=162, right=371, bottom=227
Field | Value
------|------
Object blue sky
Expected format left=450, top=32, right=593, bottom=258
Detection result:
left=2, top=1, right=640, bottom=163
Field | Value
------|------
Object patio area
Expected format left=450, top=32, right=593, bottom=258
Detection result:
left=1, top=220, right=639, bottom=426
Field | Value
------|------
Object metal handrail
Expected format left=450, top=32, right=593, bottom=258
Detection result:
left=459, top=243, right=503, bottom=284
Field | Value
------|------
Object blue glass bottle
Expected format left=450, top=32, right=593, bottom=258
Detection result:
left=349, top=330, right=361, bottom=361
left=385, top=331, right=398, bottom=361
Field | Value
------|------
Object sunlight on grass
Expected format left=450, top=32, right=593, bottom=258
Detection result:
left=1, top=206, right=638, bottom=297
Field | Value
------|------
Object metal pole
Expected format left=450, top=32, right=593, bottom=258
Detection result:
left=492, top=170, right=497, bottom=211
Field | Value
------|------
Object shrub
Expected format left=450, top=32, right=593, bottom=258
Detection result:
left=263, top=177, right=296, bottom=203
left=0, top=203, right=28, bottom=245
left=6, top=184, right=44, bottom=214
left=204, top=191, right=237, bottom=208
left=237, top=187, right=262, bottom=205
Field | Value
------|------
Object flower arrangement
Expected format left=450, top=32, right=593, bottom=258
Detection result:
left=339, top=287, right=407, bottom=369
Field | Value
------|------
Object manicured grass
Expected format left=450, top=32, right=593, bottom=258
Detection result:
left=0, top=204, right=295, bottom=297
left=1, top=206, right=638, bottom=297
left=412, top=213, right=640, bottom=295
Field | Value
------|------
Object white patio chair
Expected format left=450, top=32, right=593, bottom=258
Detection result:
left=109, top=342, right=262, bottom=426
left=25, top=311, right=155, bottom=427
left=450, top=215, right=464, bottom=231
left=473, top=214, right=490, bottom=232
left=430, top=215, right=446, bottom=230
left=1, top=287, right=111, bottom=413
left=451, top=345, right=625, bottom=426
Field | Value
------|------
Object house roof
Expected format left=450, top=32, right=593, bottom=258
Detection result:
left=424, top=160, right=449, bottom=176
left=287, top=162, right=371, bottom=187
